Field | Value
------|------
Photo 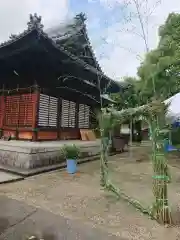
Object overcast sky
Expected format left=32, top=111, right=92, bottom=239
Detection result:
left=0, top=0, right=180, bottom=80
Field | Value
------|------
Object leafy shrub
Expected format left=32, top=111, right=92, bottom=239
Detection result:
left=61, top=144, right=80, bottom=159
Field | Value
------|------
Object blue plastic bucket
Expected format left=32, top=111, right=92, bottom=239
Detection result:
left=66, top=159, right=77, bottom=174
left=164, top=138, right=169, bottom=152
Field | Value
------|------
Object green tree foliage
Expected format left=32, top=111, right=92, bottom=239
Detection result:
left=138, top=13, right=180, bottom=100
left=111, top=76, right=143, bottom=110
left=112, top=13, right=180, bottom=110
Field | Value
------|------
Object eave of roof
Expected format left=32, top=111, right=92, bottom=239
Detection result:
left=43, top=32, right=117, bottom=85
left=45, top=15, right=102, bottom=72
left=101, top=94, right=116, bottom=104
left=0, top=14, right=123, bottom=93
left=0, top=28, right=35, bottom=50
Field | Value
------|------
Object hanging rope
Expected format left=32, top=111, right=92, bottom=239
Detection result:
left=0, top=85, right=37, bottom=94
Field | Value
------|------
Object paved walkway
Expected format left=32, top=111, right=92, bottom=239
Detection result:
left=0, top=195, right=121, bottom=240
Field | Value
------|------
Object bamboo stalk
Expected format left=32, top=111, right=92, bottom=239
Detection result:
left=150, top=116, right=172, bottom=224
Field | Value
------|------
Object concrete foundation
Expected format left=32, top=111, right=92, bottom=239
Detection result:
left=0, top=140, right=100, bottom=171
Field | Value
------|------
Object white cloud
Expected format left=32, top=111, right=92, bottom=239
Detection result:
left=91, top=0, right=180, bottom=80
left=0, top=0, right=69, bottom=42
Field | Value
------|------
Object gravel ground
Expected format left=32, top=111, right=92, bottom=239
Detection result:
left=0, top=145, right=180, bottom=239
left=0, top=195, right=120, bottom=240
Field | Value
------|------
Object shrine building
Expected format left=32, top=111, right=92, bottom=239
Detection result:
left=0, top=13, right=122, bottom=141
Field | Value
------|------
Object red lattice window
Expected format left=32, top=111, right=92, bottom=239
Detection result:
left=18, top=94, right=35, bottom=126
left=4, top=94, right=36, bottom=127
left=5, top=95, right=20, bottom=126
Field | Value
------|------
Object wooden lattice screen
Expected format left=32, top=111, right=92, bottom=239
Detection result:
left=61, top=99, right=69, bottom=128
left=61, top=99, right=76, bottom=128
left=38, top=94, right=49, bottom=126
left=4, top=94, right=35, bottom=127
left=49, top=96, right=58, bottom=127
left=78, top=104, right=90, bottom=128
left=5, top=95, right=20, bottom=126
left=19, top=94, right=35, bottom=126
left=69, top=101, right=76, bottom=127
left=38, top=94, right=58, bottom=127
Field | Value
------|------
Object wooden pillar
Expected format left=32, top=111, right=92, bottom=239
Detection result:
left=16, top=94, right=20, bottom=140
left=0, top=85, right=6, bottom=138
left=32, top=85, right=40, bottom=141
left=57, top=97, right=62, bottom=140
left=0, top=93, right=4, bottom=128
left=130, top=120, right=135, bottom=142
left=89, top=106, right=93, bottom=129
left=75, top=102, right=80, bottom=139
left=135, top=120, right=142, bottom=143
left=0, top=95, right=5, bottom=138
left=75, top=102, right=79, bottom=129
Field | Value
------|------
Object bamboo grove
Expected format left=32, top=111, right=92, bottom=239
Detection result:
left=99, top=99, right=172, bottom=224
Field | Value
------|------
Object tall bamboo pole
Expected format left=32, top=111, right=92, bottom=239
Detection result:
left=131, top=0, right=171, bottom=223
left=150, top=113, right=172, bottom=223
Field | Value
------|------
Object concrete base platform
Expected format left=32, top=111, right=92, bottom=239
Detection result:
left=0, top=140, right=100, bottom=176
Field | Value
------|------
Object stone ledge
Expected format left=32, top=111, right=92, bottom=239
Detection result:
left=0, top=140, right=101, bottom=170
left=0, top=140, right=100, bottom=154
left=0, top=154, right=100, bottom=177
